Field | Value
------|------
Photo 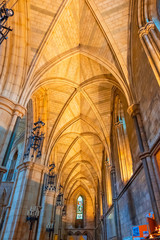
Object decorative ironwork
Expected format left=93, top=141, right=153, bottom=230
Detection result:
left=56, top=193, right=63, bottom=206
left=24, top=120, right=45, bottom=158
left=49, top=163, right=55, bottom=176
left=0, top=1, right=14, bottom=45
left=46, top=222, right=54, bottom=240
left=62, top=205, right=66, bottom=216
left=45, top=163, right=56, bottom=192
left=26, top=206, right=40, bottom=240
left=56, top=186, right=63, bottom=207
left=45, top=174, right=56, bottom=192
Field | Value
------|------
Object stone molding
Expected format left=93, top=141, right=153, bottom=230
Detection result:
left=110, top=166, right=116, bottom=174
left=116, top=162, right=143, bottom=201
left=0, top=96, right=26, bottom=118
left=0, top=166, right=7, bottom=174
left=138, top=18, right=160, bottom=86
left=139, top=136, right=160, bottom=160
left=127, top=103, right=140, bottom=117
left=17, top=160, right=48, bottom=173
left=138, top=21, right=155, bottom=38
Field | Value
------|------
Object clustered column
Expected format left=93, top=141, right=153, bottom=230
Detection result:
left=0, top=96, right=26, bottom=181
left=0, top=161, right=48, bottom=240
left=128, top=103, right=160, bottom=224
left=37, top=179, right=56, bottom=240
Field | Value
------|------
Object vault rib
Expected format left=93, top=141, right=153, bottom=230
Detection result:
left=46, top=116, right=107, bottom=165
left=56, top=134, right=101, bottom=188
left=64, top=170, right=94, bottom=203
left=62, top=159, right=97, bottom=190
left=67, top=181, right=94, bottom=206
left=63, top=161, right=96, bottom=192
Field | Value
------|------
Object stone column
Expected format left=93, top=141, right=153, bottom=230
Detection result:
left=0, top=96, right=26, bottom=180
left=110, top=166, right=121, bottom=240
left=61, top=213, right=66, bottom=240
left=54, top=205, right=61, bottom=238
left=36, top=183, right=56, bottom=240
left=58, top=206, right=63, bottom=240
left=128, top=104, right=160, bottom=224
left=138, top=21, right=160, bottom=86
left=0, top=161, right=47, bottom=240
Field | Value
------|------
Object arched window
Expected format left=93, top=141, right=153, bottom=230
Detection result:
left=6, top=150, right=18, bottom=181
left=114, top=96, right=133, bottom=183
left=77, top=196, right=83, bottom=219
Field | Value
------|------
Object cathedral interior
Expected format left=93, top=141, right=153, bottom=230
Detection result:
left=0, top=0, right=160, bottom=240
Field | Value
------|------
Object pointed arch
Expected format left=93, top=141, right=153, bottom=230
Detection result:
left=45, top=116, right=108, bottom=165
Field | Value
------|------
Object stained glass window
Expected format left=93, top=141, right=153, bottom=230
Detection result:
left=77, top=196, right=83, bottom=219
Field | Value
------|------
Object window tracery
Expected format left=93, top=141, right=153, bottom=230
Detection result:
left=6, top=150, right=18, bottom=181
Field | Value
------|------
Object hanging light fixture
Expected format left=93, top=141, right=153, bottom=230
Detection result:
left=0, top=1, right=14, bottom=44
left=45, top=163, right=56, bottom=191
left=46, top=221, right=54, bottom=240
left=24, top=119, right=45, bottom=159
left=62, top=205, right=66, bottom=216
left=26, top=206, right=40, bottom=240
left=56, top=193, right=64, bottom=207
left=56, top=184, right=64, bottom=206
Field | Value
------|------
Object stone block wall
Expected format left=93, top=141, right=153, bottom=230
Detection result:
left=131, top=0, right=160, bottom=149
left=117, top=167, right=152, bottom=239
left=103, top=166, right=153, bottom=240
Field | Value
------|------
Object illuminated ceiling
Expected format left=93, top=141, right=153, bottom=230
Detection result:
left=29, top=0, right=132, bottom=204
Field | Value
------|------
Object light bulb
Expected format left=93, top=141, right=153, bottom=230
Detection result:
left=6, top=9, right=14, bottom=17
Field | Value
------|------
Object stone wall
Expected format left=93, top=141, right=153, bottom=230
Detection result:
left=66, top=194, right=95, bottom=230
left=131, top=0, right=160, bottom=149
left=117, top=167, right=152, bottom=239
left=65, top=189, right=95, bottom=240
left=103, top=166, right=153, bottom=240
left=0, top=182, right=13, bottom=224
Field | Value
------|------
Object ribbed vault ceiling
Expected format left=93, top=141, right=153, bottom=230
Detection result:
left=30, top=0, right=131, bottom=204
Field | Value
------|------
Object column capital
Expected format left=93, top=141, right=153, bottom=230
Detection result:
left=17, top=161, right=48, bottom=173
left=110, top=166, right=116, bottom=174
left=0, top=96, right=26, bottom=118
left=138, top=21, right=155, bottom=38
left=127, top=103, right=140, bottom=117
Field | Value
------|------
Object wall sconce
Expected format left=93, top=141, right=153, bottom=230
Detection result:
left=46, top=221, right=54, bottom=240
left=62, top=205, right=66, bottom=216
left=0, top=1, right=14, bottom=44
left=26, top=206, right=40, bottom=240
left=56, top=193, right=63, bottom=207
left=45, top=164, right=56, bottom=192
left=48, top=163, right=56, bottom=185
